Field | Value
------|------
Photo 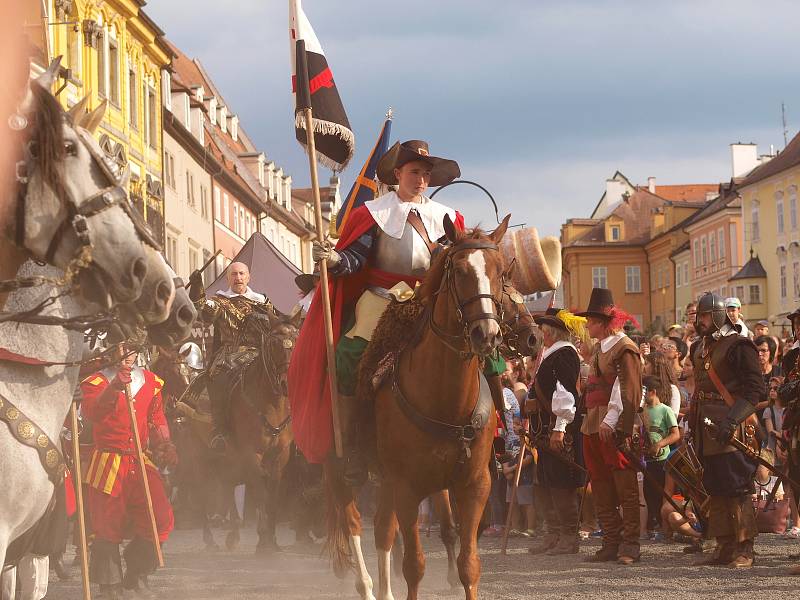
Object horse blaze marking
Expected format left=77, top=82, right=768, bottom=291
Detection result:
left=466, top=250, right=495, bottom=329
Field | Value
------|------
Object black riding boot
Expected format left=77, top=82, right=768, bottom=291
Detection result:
left=90, top=540, right=123, bottom=598
left=123, top=538, right=159, bottom=595
left=208, top=376, right=231, bottom=453
left=339, top=394, right=367, bottom=487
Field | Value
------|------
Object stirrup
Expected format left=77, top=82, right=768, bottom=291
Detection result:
left=210, top=432, right=228, bottom=453
left=342, top=453, right=367, bottom=487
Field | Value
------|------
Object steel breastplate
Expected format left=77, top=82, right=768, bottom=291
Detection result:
left=370, top=220, right=432, bottom=277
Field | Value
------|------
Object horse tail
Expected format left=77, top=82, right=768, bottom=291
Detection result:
left=323, top=461, right=354, bottom=578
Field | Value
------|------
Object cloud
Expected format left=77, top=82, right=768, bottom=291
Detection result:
left=145, top=0, right=800, bottom=234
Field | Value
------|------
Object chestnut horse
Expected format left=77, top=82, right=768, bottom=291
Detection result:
left=326, top=215, right=511, bottom=600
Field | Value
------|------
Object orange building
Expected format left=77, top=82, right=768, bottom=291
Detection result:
left=562, top=175, right=713, bottom=332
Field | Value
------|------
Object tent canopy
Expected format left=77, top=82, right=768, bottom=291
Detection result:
left=206, top=233, right=303, bottom=315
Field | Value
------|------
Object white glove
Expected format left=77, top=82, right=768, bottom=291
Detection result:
left=312, top=240, right=340, bottom=267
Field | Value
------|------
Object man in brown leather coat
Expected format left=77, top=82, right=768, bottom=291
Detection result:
left=577, top=288, right=642, bottom=565
left=691, top=292, right=762, bottom=568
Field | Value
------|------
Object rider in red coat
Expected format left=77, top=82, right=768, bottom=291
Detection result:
left=81, top=344, right=176, bottom=598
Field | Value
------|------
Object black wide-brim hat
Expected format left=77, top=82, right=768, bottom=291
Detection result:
left=576, top=287, right=615, bottom=319
left=376, top=140, right=460, bottom=187
left=534, top=307, right=568, bottom=332
left=294, top=273, right=319, bottom=295
left=788, top=308, right=800, bottom=322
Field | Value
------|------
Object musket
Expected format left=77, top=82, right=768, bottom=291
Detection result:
left=521, top=432, right=587, bottom=474
left=704, top=417, right=800, bottom=491
left=180, top=249, right=222, bottom=288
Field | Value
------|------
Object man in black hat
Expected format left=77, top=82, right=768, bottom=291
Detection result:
left=577, top=288, right=643, bottom=565
left=527, top=308, right=586, bottom=555
left=289, top=140, right=508, bottom=484
left=690, top=291, right=762, bottom=568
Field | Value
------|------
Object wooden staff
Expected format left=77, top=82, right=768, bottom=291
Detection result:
left=500, top=440, right=527, bottom=555
left=124, top=383, right=164, bottom=567
left=295, top=38, right=343, bottom=457
left=69, top=400, right=91, bottom=600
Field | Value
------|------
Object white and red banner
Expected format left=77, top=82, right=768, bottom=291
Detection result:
left=290, top=0, right=354, bottom=171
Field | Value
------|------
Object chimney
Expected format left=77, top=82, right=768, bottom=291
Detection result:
left=647, top=176, right=656, bottom=194
left=730, top=143, right=759, bottom=179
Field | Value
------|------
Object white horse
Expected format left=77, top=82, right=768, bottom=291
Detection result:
left=0, top=59, right=188, bottom=597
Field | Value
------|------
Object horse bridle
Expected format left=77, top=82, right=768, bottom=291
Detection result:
left=428, top=240, right=505, bottom=356
left=15, top=123, right=161, bottom=265
left=499, top=282, right=536, bottom=358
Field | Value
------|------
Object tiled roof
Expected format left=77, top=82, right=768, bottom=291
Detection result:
left=729, top=254, right=767, bottom=280
left=569, top=189, right=666, bottom=247
left=681, top=189, right=740, bottom=228
left=648, top=184, right=719, bottom=202
left=738, top=130, right=800, bottom=187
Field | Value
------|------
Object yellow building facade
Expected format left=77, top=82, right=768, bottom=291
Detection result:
left=44, top=0, right=171, bottom=244
left=738, top=133, right=800, bottom=325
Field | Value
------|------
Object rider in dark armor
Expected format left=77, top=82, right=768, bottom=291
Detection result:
left=188, top=262, right=276, bottom=452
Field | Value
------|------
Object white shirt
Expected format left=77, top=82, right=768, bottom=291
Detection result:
left=298, top=289, right=314, bottom=313
left=540, top=340, right=579, bottom=432
left=669, top=384, right=682, bottom=419
left=364, top=191, right=456, bottom=240
left=214, top=286, right=266, bottom=303
left=600, top=332, right=628, bottom=430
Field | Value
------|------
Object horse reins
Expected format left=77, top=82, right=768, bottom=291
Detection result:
left=428, top=240, right=505, bottom=357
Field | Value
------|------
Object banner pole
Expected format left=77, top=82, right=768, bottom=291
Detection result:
left=296, top=39, right=343, bottom=457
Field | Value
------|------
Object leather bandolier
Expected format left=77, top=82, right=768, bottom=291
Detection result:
left=691, top=332, right=759, bottom=565
left=691, top=334, right=755, bottom=457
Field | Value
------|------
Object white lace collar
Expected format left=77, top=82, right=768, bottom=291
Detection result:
left=216, top=287, right=266, bottom=303
left=541, top=340, right=577, bottom=361
left=365, top=191, right=456, bottom=240
left=599, top=331, right=627, bottom=353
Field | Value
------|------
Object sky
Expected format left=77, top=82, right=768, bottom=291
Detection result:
left=146, top=0, right=800, bottom=237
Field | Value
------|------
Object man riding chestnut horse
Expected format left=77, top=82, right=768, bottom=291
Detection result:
left=289, top=139, right=506, bottom=484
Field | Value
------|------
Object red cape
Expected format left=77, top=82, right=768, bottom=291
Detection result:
left=288, top=204, right=464, bottom=463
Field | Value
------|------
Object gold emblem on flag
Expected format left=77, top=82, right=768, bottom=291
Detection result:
left=37, top=434, right=49, bottom=448
left=6, top=407, right=19, bottom=420
left=18, top=421, right=34, bottom=439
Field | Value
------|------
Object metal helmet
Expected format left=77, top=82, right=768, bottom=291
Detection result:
left=696, top=292, right=729, bottom=332
left=179, top=342, right=204, bottom=371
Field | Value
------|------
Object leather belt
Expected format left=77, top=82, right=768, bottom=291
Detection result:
left=0, top=392, right=65, bottom=484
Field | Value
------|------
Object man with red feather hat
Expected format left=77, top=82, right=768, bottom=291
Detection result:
left=288, top=140, right=508, bottom=485
left=577, top=288, right=643, bottom=565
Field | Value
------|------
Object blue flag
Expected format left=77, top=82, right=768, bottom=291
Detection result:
left=336, top=115, right=392, bottom=233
